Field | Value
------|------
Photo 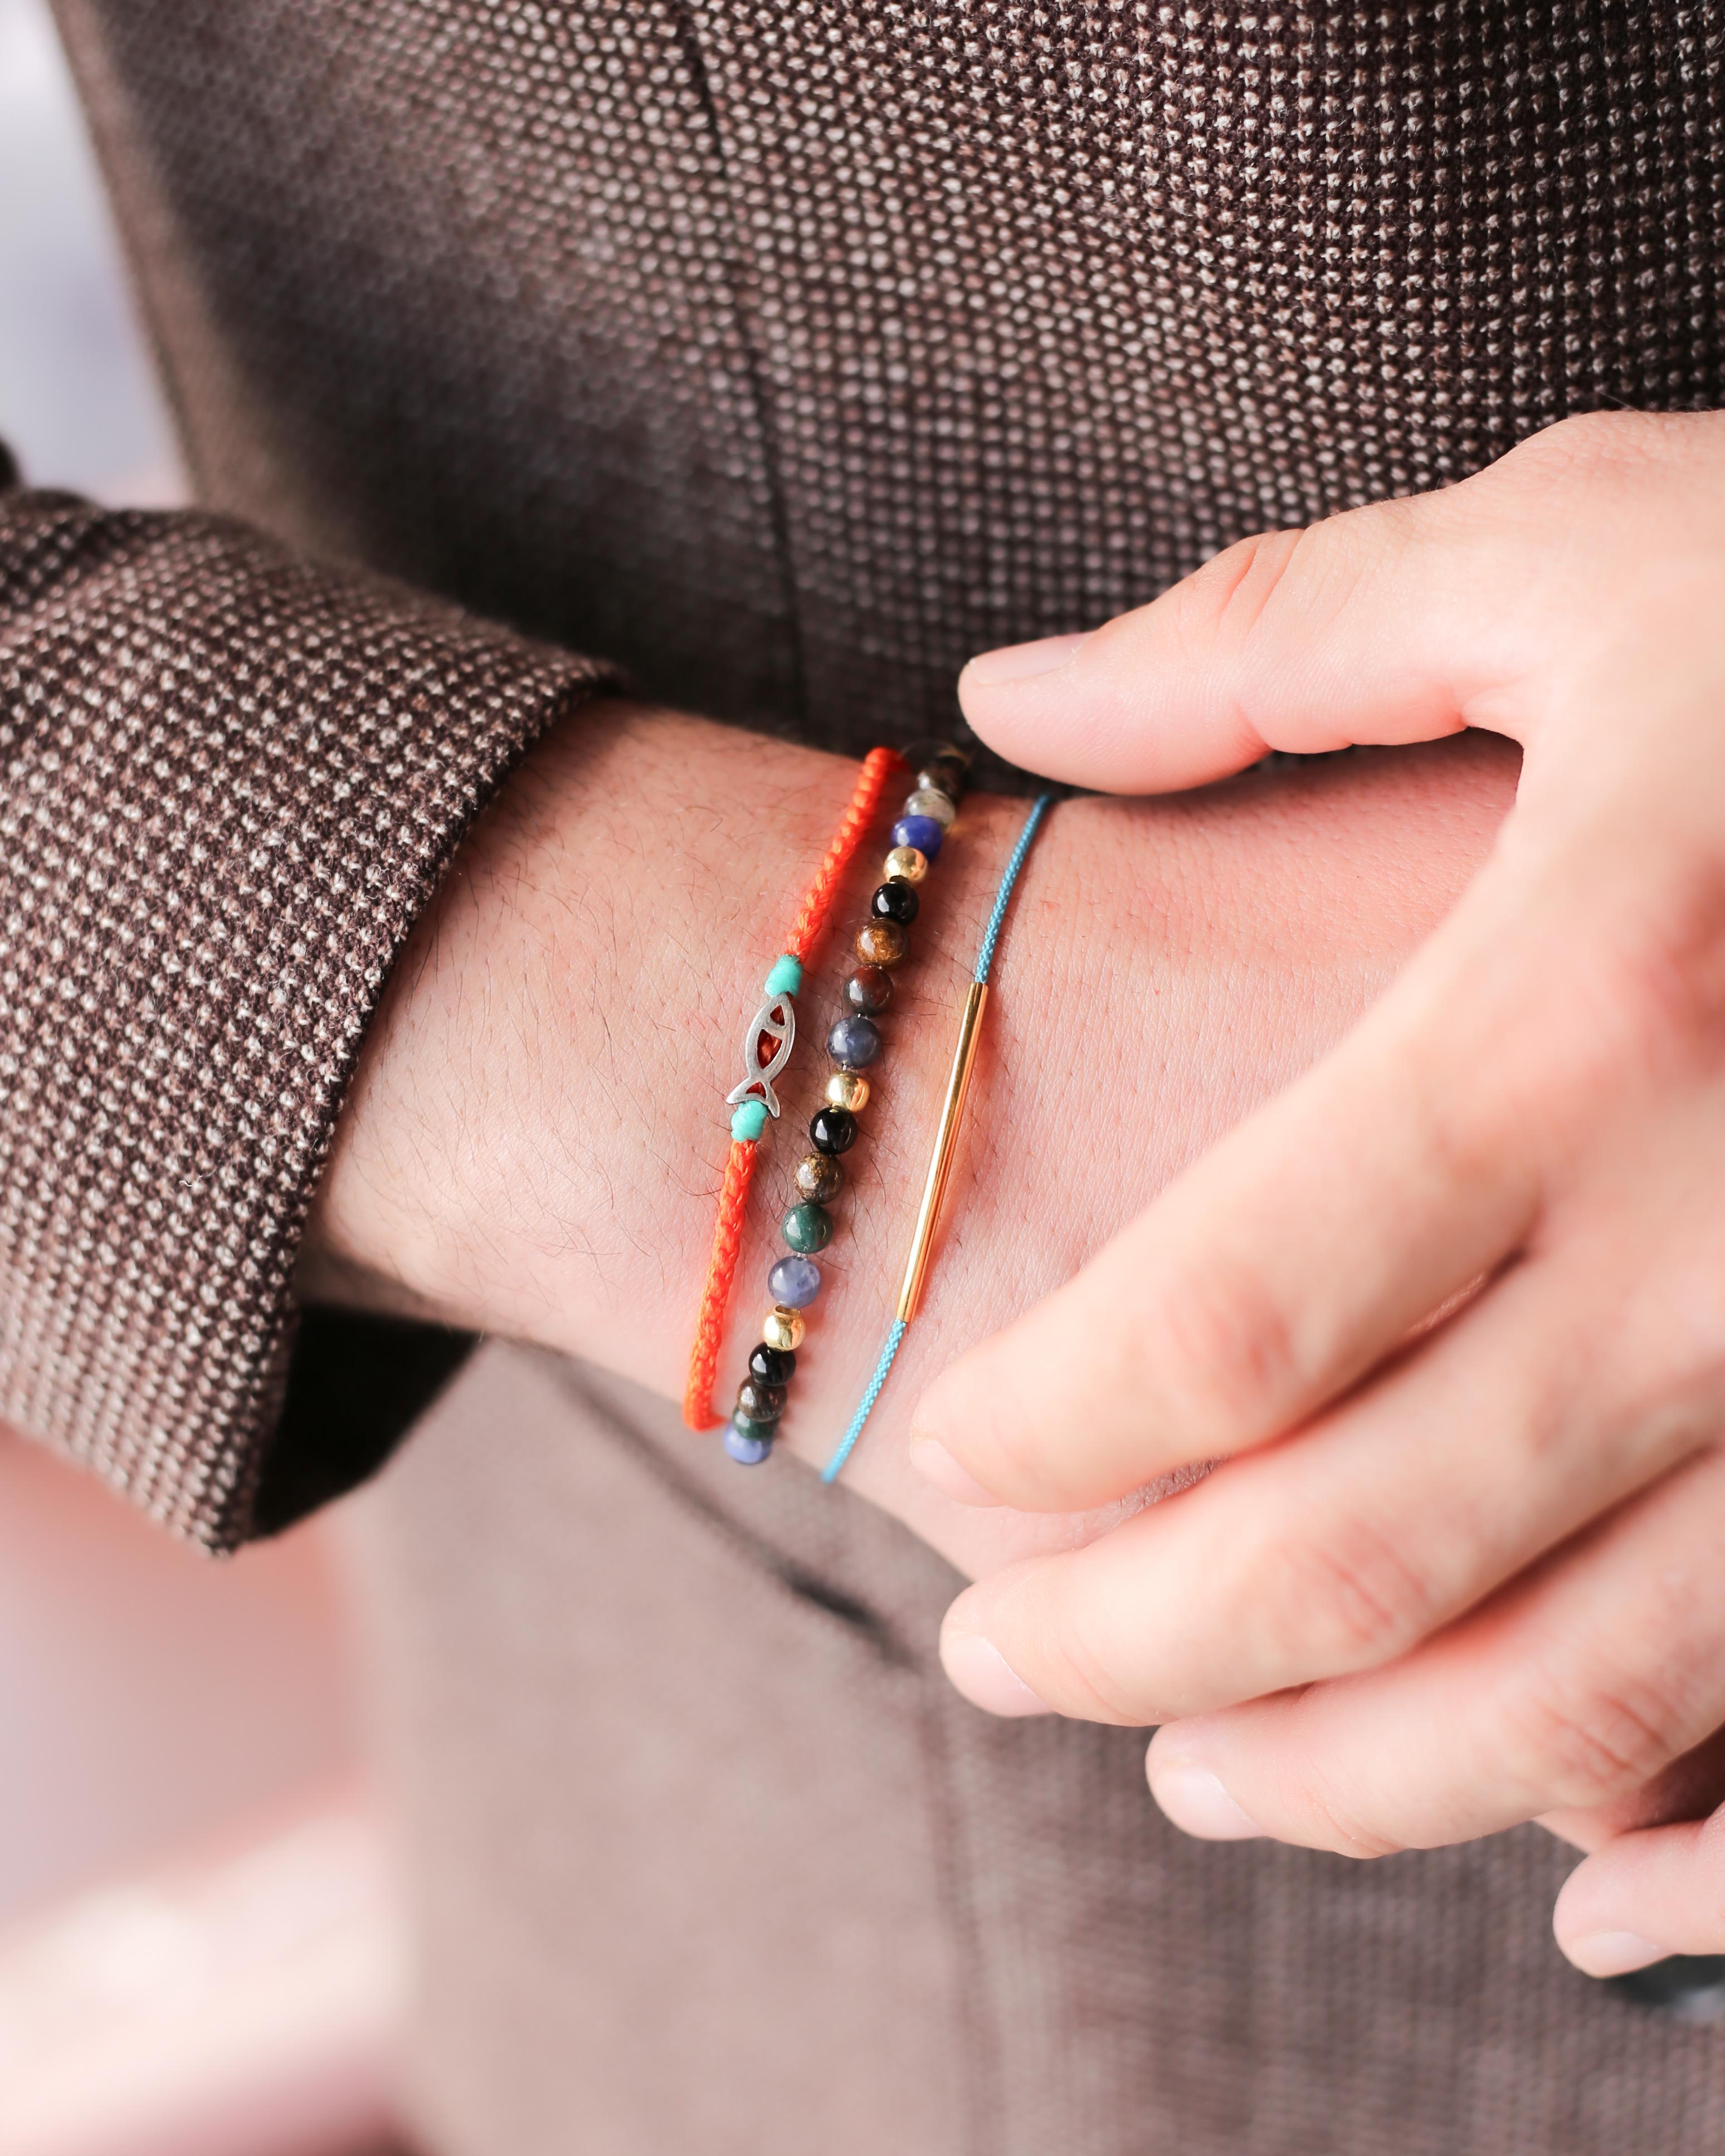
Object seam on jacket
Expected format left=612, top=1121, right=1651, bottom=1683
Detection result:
left=665, top=0, right=810, bottom=733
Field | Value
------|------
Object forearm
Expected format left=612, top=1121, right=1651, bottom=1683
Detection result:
left=303, top=703, right=1520, bottom=1575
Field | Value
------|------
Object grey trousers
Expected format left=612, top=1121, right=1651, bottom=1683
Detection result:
left=345, top=1344, right=1725, bottom=2155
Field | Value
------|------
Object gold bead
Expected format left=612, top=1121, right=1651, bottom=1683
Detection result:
left=884, top=845, right=928, bottom=884
left=762, top=1305, right=806, bottom=1353
left=826, top=1069, right=870, bottom=1113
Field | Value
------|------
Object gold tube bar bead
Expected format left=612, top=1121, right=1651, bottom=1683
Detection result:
left=895, top=979, right=990, bottom=1323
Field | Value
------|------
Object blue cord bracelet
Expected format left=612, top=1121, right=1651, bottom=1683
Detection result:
left=822, top=794, right=1055, bottom=1482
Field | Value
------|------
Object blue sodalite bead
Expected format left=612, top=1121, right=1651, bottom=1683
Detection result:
left=769, top=1253, right=822, bottom=1308
left=827, top=1013, right=882, bottom=1067
left=891, top=813, right=944, bottom=859
left=724, top=1421, right=774, bottom=1466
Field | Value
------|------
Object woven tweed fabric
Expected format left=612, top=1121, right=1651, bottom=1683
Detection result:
left=56, top=0, right=1725, bottom=756
left=6, top=3, right=1722, bottom=2145
left=27, top=0, right=1722, bottom=1540
left=359, top=1346, right=1725, bottom=2156
left=0, top=491, right=613, bottom=1547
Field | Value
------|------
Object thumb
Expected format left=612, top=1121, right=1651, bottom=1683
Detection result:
left=957, top=471, right=1549, bottom=794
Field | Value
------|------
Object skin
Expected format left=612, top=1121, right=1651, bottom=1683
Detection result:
left=302, top=703, right=1514, bottom=1590
left=912, top=409, right=1725, bottom=1981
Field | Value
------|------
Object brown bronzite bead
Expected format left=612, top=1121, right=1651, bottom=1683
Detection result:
left=856, top=918, right=909, bottom=968
left=795, top=1151, right=844, bottom=1203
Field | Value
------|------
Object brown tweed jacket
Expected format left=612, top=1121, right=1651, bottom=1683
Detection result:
left=2, top=0, right=1721, bottom=1551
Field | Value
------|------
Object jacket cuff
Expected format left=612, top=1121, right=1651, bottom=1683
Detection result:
left=0, top=491, right=621, bottom=1547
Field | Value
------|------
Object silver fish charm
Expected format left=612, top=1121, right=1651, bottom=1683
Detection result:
left=726, top=992, right=796, bottom=1118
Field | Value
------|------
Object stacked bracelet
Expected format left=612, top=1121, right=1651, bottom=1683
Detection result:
left=724, top=742, right=973, bottom=1466
left=683, top=746, right=904, bottom=1432
left=821, top=792, right=1055, bottom=1482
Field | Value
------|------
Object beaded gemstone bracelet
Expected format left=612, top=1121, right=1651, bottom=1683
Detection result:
left=682, top=746, right=904, bottom=1432
left=724, top=742, right=973, bottom=1465
left=822, top=791, right=1055, bottom=1482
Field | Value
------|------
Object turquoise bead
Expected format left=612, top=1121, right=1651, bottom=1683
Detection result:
left=781, top=1201, right=834, bottom=1253
left=764, top=953, right=803, bottom=997
left=730, top=1099, right=769, bottom=1142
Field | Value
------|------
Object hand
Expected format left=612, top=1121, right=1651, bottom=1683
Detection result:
left=300, top=700, right=1512, bottom=1586
left=917, top=411, right=1725, bottom=1872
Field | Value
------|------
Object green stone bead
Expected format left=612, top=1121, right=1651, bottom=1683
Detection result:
left=781, top=1201, right=834, bottom=1253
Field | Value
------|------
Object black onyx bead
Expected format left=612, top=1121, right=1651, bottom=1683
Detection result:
left=904, top=738, right=969, bottom=782
left=871, top=880, right=920, bottom=926
left=810, top=1105, right=858, bottom=1155
left=845, top=964, right=894, bottom=1015
left=735, top=1377, right=787, bottom=1423
left=748, top=1342, right=797, bottom=1386
left=916, top=757, right=969, bottom=801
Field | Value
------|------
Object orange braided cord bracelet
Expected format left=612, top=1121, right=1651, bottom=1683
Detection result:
left=681, top=747, right=903, bottom=1431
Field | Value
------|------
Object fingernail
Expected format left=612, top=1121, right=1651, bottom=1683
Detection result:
left=909, top=1437, right=1001, bottom=1506
left=962, top=631, right=1091, bottom=688
left=1564, top=1930, right=1668, bottom=1978
left=941, top=1632, right=1052, bottom=1717
left=1149, top=1763, right=1263, bottom=1841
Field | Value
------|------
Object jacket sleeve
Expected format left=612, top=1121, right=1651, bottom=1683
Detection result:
left=0, top=467, right=622, bottom=1549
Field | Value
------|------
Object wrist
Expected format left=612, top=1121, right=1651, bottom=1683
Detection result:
left=303, top=704, right=1518, bottom=1575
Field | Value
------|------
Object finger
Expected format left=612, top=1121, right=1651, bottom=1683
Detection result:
left=1552, top=1808, right=1725, bottom=1975
left=912, top=854, right=1562, bottom=1515
left=960, top=504, right=1485, bottom=792
left=936, top=1206, right=1725, bottom=1723
left=957, top=411, right=1717, bottom=793
left=1541, top=1724, right=1725, bottom=1855
left=913, top=788, right=1716, bottom=1519
left=1138, top=1444, right=1725, bottom=1854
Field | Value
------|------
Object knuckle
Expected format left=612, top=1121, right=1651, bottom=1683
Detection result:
left=1139, top=1249, right=1302, bottom=1448
left=1584, top=865, right=1725, bottom=1074
left=1170, top=517, right=1383, bottom=676
left=1479, top=413, right=1725, bottom=553
left=1250, top=1511, right=1441, bottom=1677
left=1490, top=409, right=1666, bottom=492
left=1167, top=527, right=1307, bottom=657
left=1509, top=1659, right=1688, bottom=1808
left=1443, top=860, right=1725, bottom=1166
